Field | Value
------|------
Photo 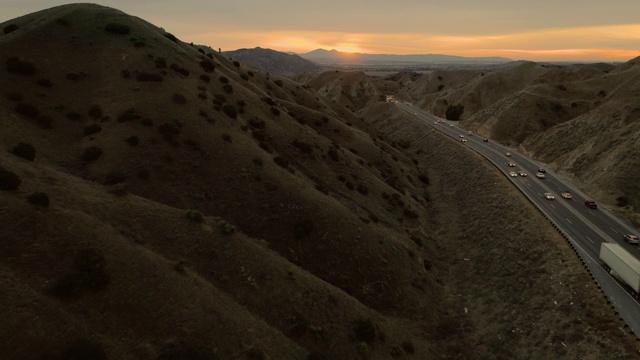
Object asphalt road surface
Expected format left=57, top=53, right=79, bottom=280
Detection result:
left=396, top=102, right=640, bottom=337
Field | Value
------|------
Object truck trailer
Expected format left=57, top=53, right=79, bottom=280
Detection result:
left=600, top=243, right=640, bottom=299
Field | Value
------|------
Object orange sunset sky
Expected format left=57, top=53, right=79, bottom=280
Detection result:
left=3, top=0, right=639, bottom=62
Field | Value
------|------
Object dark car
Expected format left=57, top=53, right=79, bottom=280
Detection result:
left=585, top=200, right=597, bottom=209
left=537, top=168, right=546, bottom=173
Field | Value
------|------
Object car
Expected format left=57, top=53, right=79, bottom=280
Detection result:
left=414, top=113, right=418, bottom=116
left=509, top=171, right=518, bottom=177
left=508, top=163, right=516, bottom=167
left=585, top=200, right=597, bottom=209
left=460, top=138, right=467, bottom=142
left=434, top=121, right=438, bottom=125
left=544, top=193, right=555, bottom=200
left=536, top=172, right=546, bottom=179
left=624, top=234, right=640, bottom=244
left=538, top=168, right=546, bottom=173
left=467, top=131, right=473, bottom=136
left=449, top=124, right=454, bottom=127
left=459, top=135, right=465, bottom=138
left=483, top=138, right=489, bottom=142
left=518, top=171, right=527, bottom=177
left=561, top=191, right=573, bottom=199
left=505, top=152, right=512, bottom=157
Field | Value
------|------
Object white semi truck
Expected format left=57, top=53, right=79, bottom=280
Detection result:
left=600, top=243, right=640, bottom=299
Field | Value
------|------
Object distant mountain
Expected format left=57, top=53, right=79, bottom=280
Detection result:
left=222, top=47, right=322, bottom=76
left=300, top=48, right=512, bottom=65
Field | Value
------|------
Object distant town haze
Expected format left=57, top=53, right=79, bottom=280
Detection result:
left=2, top=0, right=639, bottom=62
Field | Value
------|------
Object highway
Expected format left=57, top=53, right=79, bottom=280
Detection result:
left=396, top=102, right=640, bottom=337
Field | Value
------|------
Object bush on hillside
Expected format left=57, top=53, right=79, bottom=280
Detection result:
left=273, top=156, right=289, bottom=168
left=10, top=142, right=36, bottom=161
left=233, top=60, right=240, bottom=67
left=3, top=24, right=18, bottom=34
left=352, top=319, right=376, bottom=344
left=104, top=23, right=130, bottom=35
left=88, top=104, right=102, bottom=119
left=6, top=57, right=35, bottom=75
left=83, top=123, right=102, bottom=136
left=164, top=32, right=179, bottom=43
left=0, top=167, right=21, bottom=190
left=172, top=93, right=187, bottom=104
left=200, top=59, right=215, bottom=73
left=125, top=135, right=139, bottom=146
left=14, top=103, right=39, bottom=118
left=293, top=217, right=313, bottom=239
left=445, top=104, right=464, bottom=120
left=27, top=192, right=49, bottom=207
left=67, top=111, right=82, bottom=122
left=222, top=104, right=237, bottom=119
left=223, top=84, right=233, bottom=93
left=81, top=146, right=102, bottom=162
left=185, top=209, right=204, bottom=223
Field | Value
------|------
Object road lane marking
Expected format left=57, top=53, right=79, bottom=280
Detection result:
left=566, top=218, right=572, bottom=224
left=550, top=204, right=555, bottom=209
left=586, top=236, right=594, bottom=243
left=610, top=227, right=619, bottom=234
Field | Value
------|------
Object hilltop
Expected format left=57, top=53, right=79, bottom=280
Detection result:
left=222, top=47, right=322, bottom=76
left=0, top=4, right=637, bottom=359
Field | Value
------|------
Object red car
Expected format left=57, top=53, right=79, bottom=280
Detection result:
left=584, top=200, right=597, bottom=209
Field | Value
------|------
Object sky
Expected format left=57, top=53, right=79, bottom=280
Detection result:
left=2, top=0, right=640, bottom=62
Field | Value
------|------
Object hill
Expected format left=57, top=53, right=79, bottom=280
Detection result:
left=0, top=3, right=637, bottom=359
left=222, top=47, right=322, bottom=76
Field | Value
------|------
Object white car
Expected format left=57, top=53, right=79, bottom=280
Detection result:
left=536, top=172, right=546, bottom=179
left=544, top=193, right=555, bottom=200
left=508, top=163, right=516, bottom=167
left=449, top=124, right=454, bottom=127
left=467, top=131, right=473, bottom=136
left=459, top=135, right=465, bottom=138
left=414, top=113, right=418, bottom=116
left=509, top=171, right=518, bottom=177
left=505, top=152, right=512, bottom=157
left=460, top=138, right=467, bottom=142
left=623, top=234, right=640, bottom=244
left=518, top=171, right=527, bottom=177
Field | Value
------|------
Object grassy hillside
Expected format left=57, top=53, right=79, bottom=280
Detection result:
left=1, top=3, right=637, bottom=359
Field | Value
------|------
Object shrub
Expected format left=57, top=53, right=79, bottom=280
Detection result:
left=219, top=220, right=235, bottom=234
left=121, top=69, right=131, bottom=78
left=418, top=174, right=429, bottom=185
left=240, top=73, right=249, bottom=80
left=292, top=140, right=313, bottom=154
left=140, top=118, right=153, bottom=126
left=445, top=104, right=464, bottom=120
left=616, top=196, right=630, bottom=207
left=81, top=146, right=102, bottom=162
left=222, top=104, right=237, bottom=119
left=270, top=107, right=280, bottom=116
left=294, top=217, right=313, bottom=239
left=233, top=60, right=240, bottom=67
left=251, top=130, right=265, bottom=141
left=126, top=135, right=139, bottom=146
left=3, top=24, right=18, bottom=34
left=37, top=78, right=52, bottom=87
left=274, top=79, right=283, bottom=87
left=273, top=156, right=289, bottom=168
left=252, top=158, right=263, bottom=166
left=186, top=209, right=204, bottom=223
left=164, top=32, right=179, bottom=43
left=117, top=108, right=140, bottom=122
left=36, top=115, right=53, bottom=129
left=88, top=104, right=102, bottom=119
left=219, top=76, right=229, bottom=84
left=327, top=148, right=339, bottom=161
left=248, top=70, right=254, bottom=77
left=158, top=121, right=181, bottom=141
left=136, top=72, right=163, bottom=82
left=61, top=339, right=107, bottom=360
left=170, top=63, right=189, bottom=77
left=50, top=248, right=110, bottom=298
left=172, top=93, right=187, bottom=104
left=67, top=111, right=82, bottom=122
left=27, top=192, right=49, bottom=206
left=6, top=57, right=35, bottom=75
left=155, top=57, right=167, bottom=68
left=223, top=84, right=233, bottom=93
left=0, top=167, right=21, bottom=190
left=104, top=23, right=130, bottom=35
left=83, top=123, right=102, bottom=136
left=200, top=74, right=211, bottom=82
left=357, top=184, right=368, bottom=195
left=15, top=103, right=39, bottom=118
left=221, top=133, right=232, bottom=142
left=396, top=139, right=411, bottom=149
left=10, top=142, right=36, bottom=161
left=401, top=341, right=415, bottom=354
left=598, top=89, right=607, bottom=97
left=200, top=59, right=215, bottom=72
left=352, top=319, right=376, bottom=344
left=5, top=92, right=23, bottom=102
